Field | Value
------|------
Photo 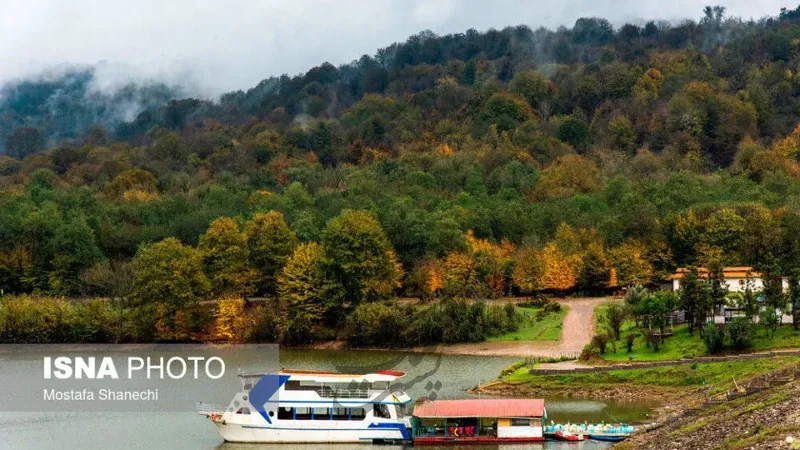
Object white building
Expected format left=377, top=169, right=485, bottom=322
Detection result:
left=669, top=267, right=789, bottom=293
left=669, top=267, right=792, bottom=324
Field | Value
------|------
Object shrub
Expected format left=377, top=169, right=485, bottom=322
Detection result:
left=643, top=329, right=661, bottom=351
left=625, top=334, right=635, bottom=353
left=543, top=302, right=562, bottom=313
left=726, top=318, right=753, bottom=351
left=500, top=361, right=526, bottom=377
left=244, top=300, right=287, bottom=343
left=70, top=298, right=115, bottom=343
left=518, top=295, right=552, bottom=309
left=348, top=302, right=408, bottom=347
left=703, top=323, right=725, bottom=354
left=0, top=295, right=73, bottom=343
left=604, top=303, right=627, bottom=339
left=590, top=333, right=610, bottom=353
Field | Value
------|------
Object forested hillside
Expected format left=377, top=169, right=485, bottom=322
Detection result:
left=2, top=6, right=800, bottom=343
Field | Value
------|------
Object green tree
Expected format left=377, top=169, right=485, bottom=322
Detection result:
left=707, top=259, right=729, bottom=320
left=509, top=70, right=552, bottom=110
left=557, top=118, right=591, bottom=150
left=680, top=269, right=709, bottom=336
left=726, top=318, right=753, bottom=350
left=131, top=238, right=211, bottom=312
left=245, top=211, right=298, bottom=295
left=320, top=210, right=402, bottom=306
left=604, top=303, right=627, bottom=339
left=789, top=271, right=800, bottom=331
left=760, top=261, right=786, bottom=312
left=49, top=215, right=102, bottom=293
left=480, top=92, right=534, bottom=132
left=608, top=115, right=636, bottom=153
left=198, top=217, right=257, bottom=297
left=703, top=323, right=724, bottom=353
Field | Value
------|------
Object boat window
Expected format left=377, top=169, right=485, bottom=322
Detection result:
left=295, top=407, right=312, bottom=420
left=236, top=407, right=250, bottom=415
left=278, top=407, right=293, bottom=420
left=350, top=408, right=366, bottom=420
left=373, top=404, right=391, bottom=419
left=511, top=418, right=530, bottom=426
left=312, top=407, right=329, bottom=420
left=332, top=407, right=349, bottom=420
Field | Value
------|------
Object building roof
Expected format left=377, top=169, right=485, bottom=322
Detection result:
left=669, top=267, right=761, bottom=280
left=412, top=399, right=545, bottom=418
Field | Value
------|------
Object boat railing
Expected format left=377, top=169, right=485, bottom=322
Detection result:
left=196, top=402, right=226, bottom=415
left=315, top=386, right=373, bottom=398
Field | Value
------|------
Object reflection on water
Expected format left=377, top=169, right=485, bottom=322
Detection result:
left=216, top=442, right=614, bottom=450
left=0, top=347, right=650, bottom=449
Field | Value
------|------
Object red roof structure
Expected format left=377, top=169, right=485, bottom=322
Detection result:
left=413, top=399, right=545, bottom=418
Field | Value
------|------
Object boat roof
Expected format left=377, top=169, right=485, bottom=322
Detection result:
left=413, top=399, right=545, bottom=419
left=238, top=369, right=406, bottom=383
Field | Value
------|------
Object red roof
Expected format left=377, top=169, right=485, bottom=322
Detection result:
left=375, top=370, right=405, bottom=377
left=413, top=399, right=545, bottom=418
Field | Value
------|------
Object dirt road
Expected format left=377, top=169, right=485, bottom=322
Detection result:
left=414, top=297, right=618, bottom=358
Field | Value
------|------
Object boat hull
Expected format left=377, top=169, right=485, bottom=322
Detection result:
left=554, top=430, right=584, bottom=441
left=414, top=436, right=544, bottom=445
left=215, top=421, right=409, bottom=443
left=589, top=434, right=628, bottom=442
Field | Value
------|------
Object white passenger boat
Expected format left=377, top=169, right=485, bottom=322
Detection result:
left=198, top=369, right=412, bottom=443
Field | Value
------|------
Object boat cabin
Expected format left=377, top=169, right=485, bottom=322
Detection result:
left=411, top=398, right=546, bottom=444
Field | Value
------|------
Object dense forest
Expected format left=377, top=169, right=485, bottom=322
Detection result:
left=2, top=6, right=800, bottom=343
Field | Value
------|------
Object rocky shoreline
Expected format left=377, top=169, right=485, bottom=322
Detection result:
left=474, top=361, right=800, bottom=449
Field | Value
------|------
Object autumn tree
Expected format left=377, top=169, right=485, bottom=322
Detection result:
left=442, top=251, right=482, bottom=297
left=131, top=237, right=211, bottom=311
left=407, top=259, right=443, bottom=300
left=213, top=296, right=246, bottom=342
left=199, top=217, right=257, bottom=297
left=512, top=245, right=543, bottom=292
left=607, top=241, right=653, bottom=287
left=465, top=231, right=514, bottom=298
left=533, top=155, right=602, bottom=200
left=537, top=243, right=580, bottom=291
left=245, top=211, right=298, bottom=295
left=277, top=242, right=327, bottom=343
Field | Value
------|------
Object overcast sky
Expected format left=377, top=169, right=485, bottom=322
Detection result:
left=0, top=0, right=792, bottom=97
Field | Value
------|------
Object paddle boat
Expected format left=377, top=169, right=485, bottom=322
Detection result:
left=555, top=429, right=585, bottom=441
left=586, top=422, right=633, bottom=442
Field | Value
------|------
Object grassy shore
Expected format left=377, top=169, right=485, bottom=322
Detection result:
left=487, top=305, right=567, bottom=342
left=503, top=357, right=800, bottom=387
left=594, top=304, right=800, bottom=362
left=475, top=357, right=800, bottom=404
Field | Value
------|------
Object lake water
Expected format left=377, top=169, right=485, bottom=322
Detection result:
left=0, top=347, right=653, bottom=449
